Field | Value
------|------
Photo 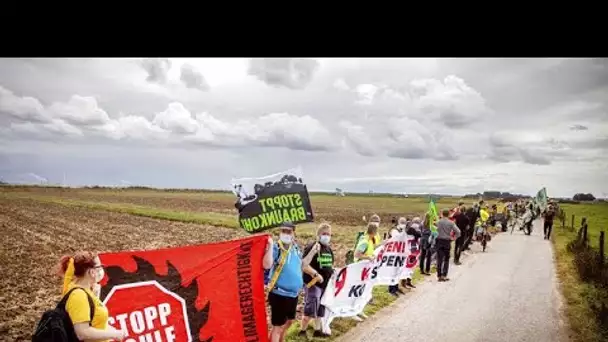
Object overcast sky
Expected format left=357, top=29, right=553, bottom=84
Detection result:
left=1, top=58, right=606, bottom=197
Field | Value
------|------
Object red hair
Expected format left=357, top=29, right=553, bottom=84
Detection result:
left=58, top=251, right=98, bottom=277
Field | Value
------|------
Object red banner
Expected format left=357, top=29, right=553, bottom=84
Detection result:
left=99, top=235, right=269, bottom=342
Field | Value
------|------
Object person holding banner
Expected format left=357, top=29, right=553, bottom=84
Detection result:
left=403, top=217, right=422, bottom=288
left=55, top=252, right=128, bottom=342
left=299, top=223, right=334, bottom=338
left=352, top=222, right=381, bottom=318
left=388, top=217, right=408, bottom=296
left=263, top=222, right=319, bottom=342
left=436, top=210, right=461, bottom=282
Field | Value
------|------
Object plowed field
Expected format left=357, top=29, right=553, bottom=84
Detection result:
left=0, top=186, right=465, bottom=341
left=6, top=187, right=464, bottom=226
left=0, top=196, right=247, bottom=341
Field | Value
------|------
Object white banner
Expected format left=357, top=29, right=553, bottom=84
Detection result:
left=320, top=232, right=419, bottom=328
left=371, top=232, right=415, bottom=285
left=320, top=260, right=374, bottom=318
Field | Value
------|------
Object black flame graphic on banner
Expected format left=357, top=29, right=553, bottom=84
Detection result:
left=101, top=256, right=213, bottom=342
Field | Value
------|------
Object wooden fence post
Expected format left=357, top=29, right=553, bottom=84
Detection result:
left=571, top=214, right=575, bottom=229
left=600, top=231, right=605, bottom=267
left=583, top=223, right=588, bottom=246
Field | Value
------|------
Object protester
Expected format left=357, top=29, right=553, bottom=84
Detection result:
left=464, top=203, right=480, bottom=250
left=403, top=217, right=422, bottom=288
left=353, top=222, right=381, bottom=318
left=449, top=201, right=464, bottom=222
left=263, top=222, right=318, bottom=342
left=57, top=251, right=128, bottom=341
left=453, top=204, right=470, bottom=265
left=435, top=209, right=461, bottom=282
left=419, top=213, right=433, bottom=276
left=369, top=213, right=381, bottom=227
left=388, top=217, right=407, bottom=296
left=543, top=204, right=556, bottom=240
left=299, top=223, right=334, bottom=338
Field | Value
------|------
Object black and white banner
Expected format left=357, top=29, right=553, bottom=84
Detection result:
left=231, top=167, right=314, bottom=233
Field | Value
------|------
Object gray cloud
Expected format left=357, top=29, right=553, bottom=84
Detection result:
left=519, top=148, right=551, bottom=165
left=570, top=124, right=589, bottom=131
left=248, top=58, right=320, bottom=89
left=0, top=84, right=335, bottom=153
left=140, top=58, right=172, bottom=84
left=2, top=58, right=608, bottom=196
left=180, top=64, right=209, bottom=91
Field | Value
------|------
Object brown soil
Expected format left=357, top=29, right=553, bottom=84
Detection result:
left=0, top=197, right=248, bottom=341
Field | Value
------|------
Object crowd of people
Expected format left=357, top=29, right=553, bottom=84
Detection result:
left=39, top=197, right=558, bottom=342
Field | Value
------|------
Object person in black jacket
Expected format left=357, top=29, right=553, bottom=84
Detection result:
left=453, top=205, right=470, bottom=265
left=464, top=203, right=479, bottom=251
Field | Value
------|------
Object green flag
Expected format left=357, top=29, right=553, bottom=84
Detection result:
left=534, top=187, right=548, bottom=211
left=428, top=199, right=439, bottom=232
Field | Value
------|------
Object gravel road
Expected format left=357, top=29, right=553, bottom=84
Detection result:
left=337, top=219, right=568, bottom=342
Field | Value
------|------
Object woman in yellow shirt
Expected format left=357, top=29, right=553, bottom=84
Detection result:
left=58, top=251, right=127, bottom=341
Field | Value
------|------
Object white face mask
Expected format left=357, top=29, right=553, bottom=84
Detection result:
left=279, top=233, right=293, bottom=244
left=92, top=267, right=104, bottom=283
left=319, top=235, right=331, bottom=245
left=397, top=223, right=406, bottom=229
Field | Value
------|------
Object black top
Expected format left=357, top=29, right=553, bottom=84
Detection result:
left=466, top=207, right=479, bottom=225
left=302, top=242, right=334, bottom=289
left=544, top=209, right=556, bottom=223
left=454, top=212, right=470, bottom=230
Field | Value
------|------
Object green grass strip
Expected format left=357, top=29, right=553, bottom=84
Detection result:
left=1, top=192, right=240, bottom=229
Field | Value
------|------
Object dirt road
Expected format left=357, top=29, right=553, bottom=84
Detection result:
left=338, top=220, right=568, bottom=342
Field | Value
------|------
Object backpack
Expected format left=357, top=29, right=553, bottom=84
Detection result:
left=345, top=231, right=365, bottom=265
left=32, top=287, right=95, bottom=342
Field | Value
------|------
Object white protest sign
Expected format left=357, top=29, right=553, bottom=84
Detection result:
left=320, top=231, right=421, bottom=328
left=320, top=260, right=374, bottom=319
left=370, top=232, right=413, bottom=285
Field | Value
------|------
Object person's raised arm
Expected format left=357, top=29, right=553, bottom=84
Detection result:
left=301, top=242, right=320, bottom=267
left=263, top=236, right=274, bottom=270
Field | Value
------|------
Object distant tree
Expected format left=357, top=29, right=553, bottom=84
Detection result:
left=573, top=193, right=596, bottom=201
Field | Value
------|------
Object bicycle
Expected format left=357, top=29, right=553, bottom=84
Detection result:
left=509, top=215, right=522, bottom=235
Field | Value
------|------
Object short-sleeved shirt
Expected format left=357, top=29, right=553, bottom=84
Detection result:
left=65, top=283, right=109, bottom=341
left=270, top=243, right=304, bottom=298
left=302, top=242, right=334, bottom=290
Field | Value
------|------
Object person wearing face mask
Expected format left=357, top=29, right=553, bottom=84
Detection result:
left=263, top=222, right=318, bottom=342
left=57, top=251, right=128, bottom=342
left=299, top=223, right=334, bottom=338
